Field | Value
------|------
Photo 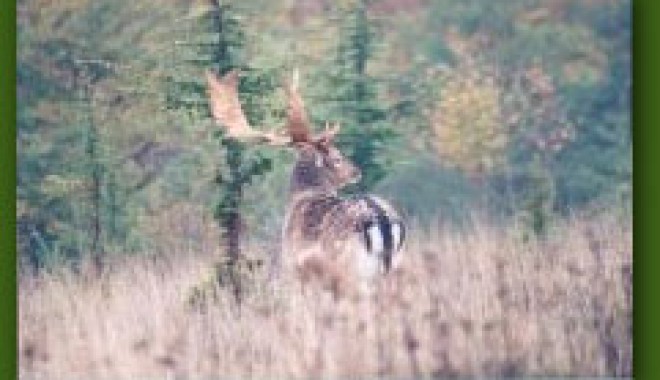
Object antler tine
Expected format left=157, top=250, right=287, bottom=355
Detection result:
left=285, top=68, right=312, bottom=143
left=315, top=121, right=341, bottom=143
left=326, top=121, right=341, bottom=136
left=205, top=69, right=289, bottom=145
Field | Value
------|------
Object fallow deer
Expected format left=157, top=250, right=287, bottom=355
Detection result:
left=205, top=69, right=405, bottom=297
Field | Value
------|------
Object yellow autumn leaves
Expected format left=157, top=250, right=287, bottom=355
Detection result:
left=431, top=63, right=509, bottom=177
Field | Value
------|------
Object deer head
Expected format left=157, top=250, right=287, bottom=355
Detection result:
left=205, top=69, right=361, bottom=194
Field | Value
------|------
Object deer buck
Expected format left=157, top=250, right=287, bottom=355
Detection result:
left=205, top=69, right=405, bottom=297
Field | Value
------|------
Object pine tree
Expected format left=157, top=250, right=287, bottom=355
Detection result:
left=322, top=1, right=395, bottom=192
left=72, top=58, right=133, bottom=268
left=17, top=0, right=169, bottom=267
left=74, top=61, right=106, bottom=266
left=166, top=0, right=277, bottom=301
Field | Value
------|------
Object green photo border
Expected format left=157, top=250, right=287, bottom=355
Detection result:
left=0, top=1, right=656, bottom=379
left=634, top=0, right=660, bottom=378
left=1, top=0, right=17, bottom=378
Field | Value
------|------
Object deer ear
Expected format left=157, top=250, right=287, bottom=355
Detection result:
left=314, top=121, right=341, bottom=146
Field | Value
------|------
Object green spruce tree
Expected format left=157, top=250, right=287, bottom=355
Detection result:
left=322, top=1, right=395, bottom=192
left=167, top=1, right=277, bottom=302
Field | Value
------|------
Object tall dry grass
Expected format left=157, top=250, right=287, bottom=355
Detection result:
left=19, top=211, right=632, bottom=379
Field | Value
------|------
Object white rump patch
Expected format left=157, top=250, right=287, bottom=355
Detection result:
left=391, top=222, right=402, bottom=251
left=367, top=223, right=384, bottom=254
left=356, top=242, right=380, bottom=279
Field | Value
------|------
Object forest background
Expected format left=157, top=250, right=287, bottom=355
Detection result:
left=17, top=0, right=630, bottom=268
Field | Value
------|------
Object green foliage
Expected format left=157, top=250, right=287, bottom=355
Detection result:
left=376, top=155, right=479, bottom=226
left=430, top=61, right=509, bottom=177
left=17, top=0, right=631, bottom=265
left=163, top=2, right=286, bottom=301
left=17, top=0, right=177, bottom=265
left=554, top=2, right=631, bottom=209
left=317, top=1, right=396, bottom=192
left=420, top=0, right=630, bottom=234
left=165, top=2, right=279, bottom=266
left=516, top=153, right=556, bottom=240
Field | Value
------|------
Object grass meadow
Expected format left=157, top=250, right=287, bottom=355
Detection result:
left=19, top=209, right=632, bottom=379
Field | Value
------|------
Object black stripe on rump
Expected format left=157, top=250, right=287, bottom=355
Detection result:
left=361, top=196, right=394, bottom=272
left=363, top=220, right=374, bottom=252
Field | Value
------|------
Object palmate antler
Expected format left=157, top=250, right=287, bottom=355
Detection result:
left=205, top=69, right=340, bottom=145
